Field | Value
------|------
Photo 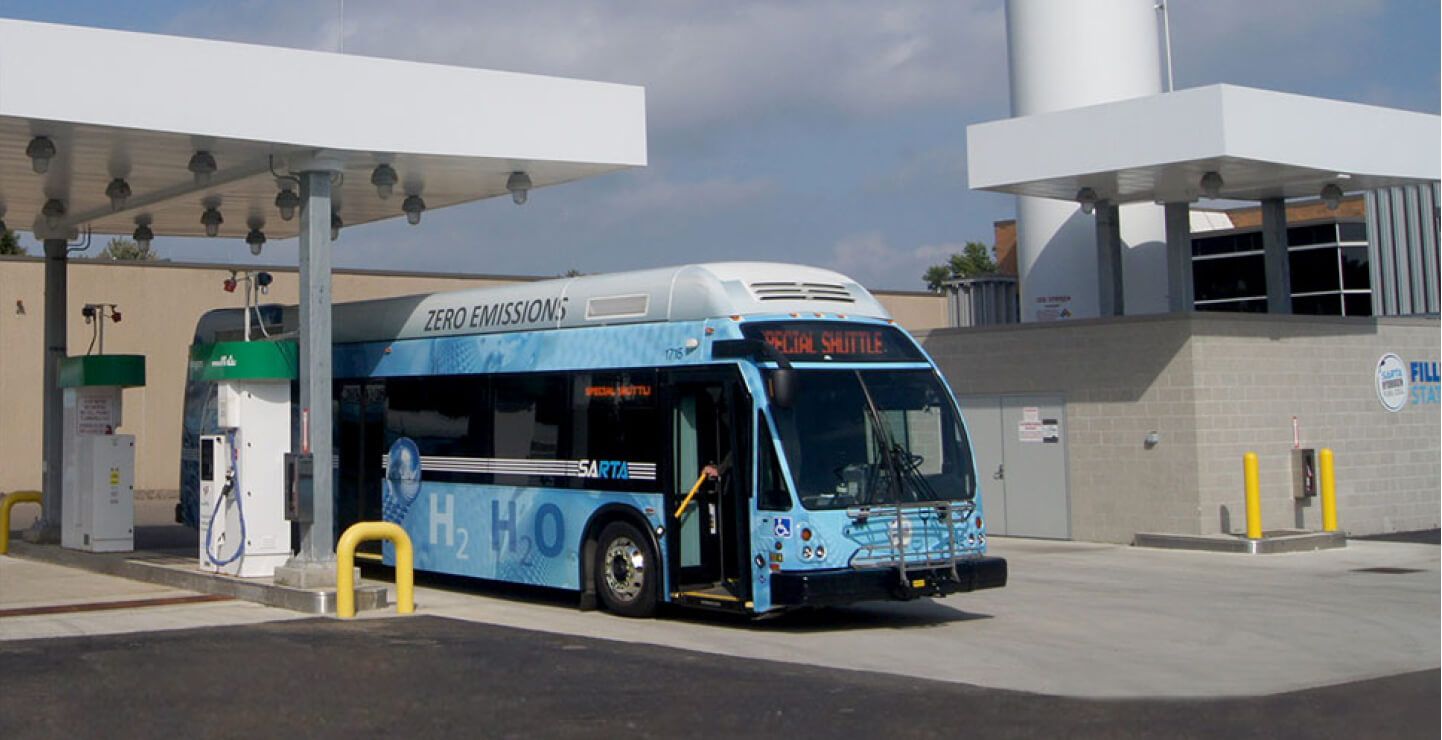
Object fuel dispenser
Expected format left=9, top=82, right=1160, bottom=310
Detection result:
left=58, top=353, right=145, bottom=552
left=192, top=340, right=296, bottom=577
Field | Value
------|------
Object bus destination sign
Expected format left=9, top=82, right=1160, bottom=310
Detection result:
left=741, top=321, right=922, bottom=362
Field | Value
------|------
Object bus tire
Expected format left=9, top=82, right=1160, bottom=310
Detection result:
left=595, top=520, right=658, bottom=618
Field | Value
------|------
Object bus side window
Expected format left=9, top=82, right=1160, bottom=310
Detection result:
left=757, top=414, right=791, bottom=511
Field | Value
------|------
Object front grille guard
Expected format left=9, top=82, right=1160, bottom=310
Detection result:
left=847, top=500, right=976, bottom=588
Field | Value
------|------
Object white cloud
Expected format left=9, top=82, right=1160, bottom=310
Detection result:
left=163, top=1, right=1009, bottom=133
left=828, top=231, right=963, bottom=290
left=594, top=174, right=777, bottom=223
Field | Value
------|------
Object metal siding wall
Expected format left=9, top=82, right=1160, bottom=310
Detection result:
left=946, top=278, right=1020, bottom=328
left=1365, top=183, right=1441, bottom=316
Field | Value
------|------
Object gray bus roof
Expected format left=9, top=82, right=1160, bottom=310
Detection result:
left=325, top=262, right=891, bottom=344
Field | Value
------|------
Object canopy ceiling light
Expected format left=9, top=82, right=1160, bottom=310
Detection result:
left=1075, top=187, right=1098, bottom=215
left=274, top=188, right=300, bottom=221
left=246, top=227, right=267, bottom=256
left=1320, top=183, right=1344, bottom=211
left=507, top=171, right=531, bottom=205
left=200, top=206, right=223, bottom=237
left=188, top=150, right=218, bottom=186
left=1200, top=171, right=1224, bottom=199
left=402, top=195, right=426, bottom=225
left=26, top=136, right=56, bottom=174
left=132, top=220, right=154, bottom=250
left=41, top=198, right=66, bottom=230
left=370, top=164, right=398, bottom=200
left=105, top=178, right=132, bottom=211
left=330, top=212, right=343, bottom=241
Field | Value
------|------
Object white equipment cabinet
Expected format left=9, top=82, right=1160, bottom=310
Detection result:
left=58, top=355, right=145, bottom=553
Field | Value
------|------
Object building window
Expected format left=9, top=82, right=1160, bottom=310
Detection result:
left=1191, top=220, right=1372, bottom=316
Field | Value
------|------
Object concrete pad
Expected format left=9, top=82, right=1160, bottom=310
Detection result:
left=1134, top=529, right=1347, bottom=553
left=384, top=536, right=1438, bottom=698
left=7, top=534, right=388, bottom=615
left=0, top=557, right=304, bottom=642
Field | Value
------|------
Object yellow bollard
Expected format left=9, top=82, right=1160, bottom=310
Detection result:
left=336, top=521, right=414, bottom=619
left=1243, top=452, right=1262, bottom=540
left=1320, top=448, right=1338, bottom=533
left=0, top=491, right=43, bottom=555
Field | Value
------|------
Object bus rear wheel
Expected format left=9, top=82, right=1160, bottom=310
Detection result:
left=595, top=521, right=657, bottom=618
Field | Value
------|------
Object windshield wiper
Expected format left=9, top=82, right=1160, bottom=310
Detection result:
left=854, top=372, right=941, bottom=505
left=854, top=371, right=907, bottom=506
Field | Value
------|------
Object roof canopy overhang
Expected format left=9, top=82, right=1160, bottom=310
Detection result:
left=967, top=84, right=1440, bottom=205
left=0, top=19, right=647, bottom=239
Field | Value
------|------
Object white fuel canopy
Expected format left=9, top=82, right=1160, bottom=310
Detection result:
left=4, top=18, right=646, bottom=573
left=0, top=18, right=647, bottom=238
left=967, top=84, right=1438, bottom=204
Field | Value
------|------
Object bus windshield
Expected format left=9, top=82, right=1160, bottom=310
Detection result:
left=770, top=369, right=976, bottom=510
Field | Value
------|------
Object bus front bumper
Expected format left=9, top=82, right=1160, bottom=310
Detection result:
left=768, top=556, right=1007, bottom=607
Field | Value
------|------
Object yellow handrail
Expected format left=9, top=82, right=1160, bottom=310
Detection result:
left=1, top=491, right=43, bottom=555
left=336, top=521, right=414, bottom=619
left=673, top=473, right=709, bottom=519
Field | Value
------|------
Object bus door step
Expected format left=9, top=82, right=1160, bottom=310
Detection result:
left=672, top=585, right=749, bottom=612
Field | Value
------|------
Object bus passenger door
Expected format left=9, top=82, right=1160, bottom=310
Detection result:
left=666, top=370, right=750, bottom=602
left=337, top=382, right=387, bottom=555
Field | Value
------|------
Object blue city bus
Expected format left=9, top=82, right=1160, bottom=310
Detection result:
left=181, top=263, right=1006, bottom=616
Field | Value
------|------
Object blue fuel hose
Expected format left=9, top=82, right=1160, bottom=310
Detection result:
left=204, top=433, right=247, bottom=567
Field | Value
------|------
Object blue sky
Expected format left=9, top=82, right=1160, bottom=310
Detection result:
left=2, top=1, right=1437, bottom=290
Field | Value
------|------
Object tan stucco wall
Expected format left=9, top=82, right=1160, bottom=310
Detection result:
left=0, top=257, right=947, bottom=500
left=0, top=257, right=523, bottom=498
left=872, top=290, right=948, bottom=332
left=920, top=313, right=1441, bottom=542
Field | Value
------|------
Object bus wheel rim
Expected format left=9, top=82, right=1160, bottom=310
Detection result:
left=604, top=537, right=645, bottom=601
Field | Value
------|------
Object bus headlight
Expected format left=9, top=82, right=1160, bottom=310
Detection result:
left=802, top=547, right=813, bottom=560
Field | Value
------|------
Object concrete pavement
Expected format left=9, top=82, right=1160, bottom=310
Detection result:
left=3, top=532, right=1436, bottom=699
left=0, top=557, right=304, bottom=641
left=386, top=536, right=1440, bottom=698
left=1, top=616, right=1436, bottom=740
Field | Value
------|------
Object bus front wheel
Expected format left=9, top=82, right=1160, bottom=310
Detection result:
left=595, top=521, right=657, bottom=618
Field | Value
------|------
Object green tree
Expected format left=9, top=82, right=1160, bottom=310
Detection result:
left=98, top=236, right=157, bottom=261
left=0, top=229, right=24, bottom=256
left=923, top=241, right=998, bottom=291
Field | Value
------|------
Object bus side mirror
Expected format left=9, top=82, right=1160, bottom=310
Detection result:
left=713, top=338, right=797, bottom=409
left=770, top=367, right=796, bottom=409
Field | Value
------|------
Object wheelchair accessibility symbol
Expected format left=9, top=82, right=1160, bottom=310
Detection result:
left=774, top=516, right=793, bottom=539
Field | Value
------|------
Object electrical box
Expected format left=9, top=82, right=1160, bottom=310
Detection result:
left=61, top=434, right=135, bottom=552
left=198, top=380, right=292, bottom=577
left=1292, top=448, right=1318, bottom=500
left=285, top=453, right=314, bottom=524
left=60, top=373, right=139, bottom=554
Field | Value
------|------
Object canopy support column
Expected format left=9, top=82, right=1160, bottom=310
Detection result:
left=1095, top=201, right=1125, bottom=316
left=1165, top=202, right=1194, bottom=312
left=275, top=166, right=340, bottom=588
left=25, top=238, right=67, bottom=543
left=1261, top=197, right=1292, bottom=314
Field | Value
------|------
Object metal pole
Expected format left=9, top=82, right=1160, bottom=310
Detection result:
left=1094, top=201, right=1125, bottom=316
left=1319, top=448, right=1338, bottom=533
left=1164, top=202, right=1193, bottom=312
left=1261, top=198, right=1292, bottom=314
left=1156, top=2, right=1175, bottom=92
left=26, top=238, right=68, bottom=543
left=1243, top=451, right=1262, bottom=540
left=275, top=167, right=338, bottom=587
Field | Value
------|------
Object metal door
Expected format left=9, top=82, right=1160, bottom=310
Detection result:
left=957, top=398, right=1007, bottom=534
left=999, top=396, right=1069, bottom=539
left=957, top=395, right=1070, bottom=539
